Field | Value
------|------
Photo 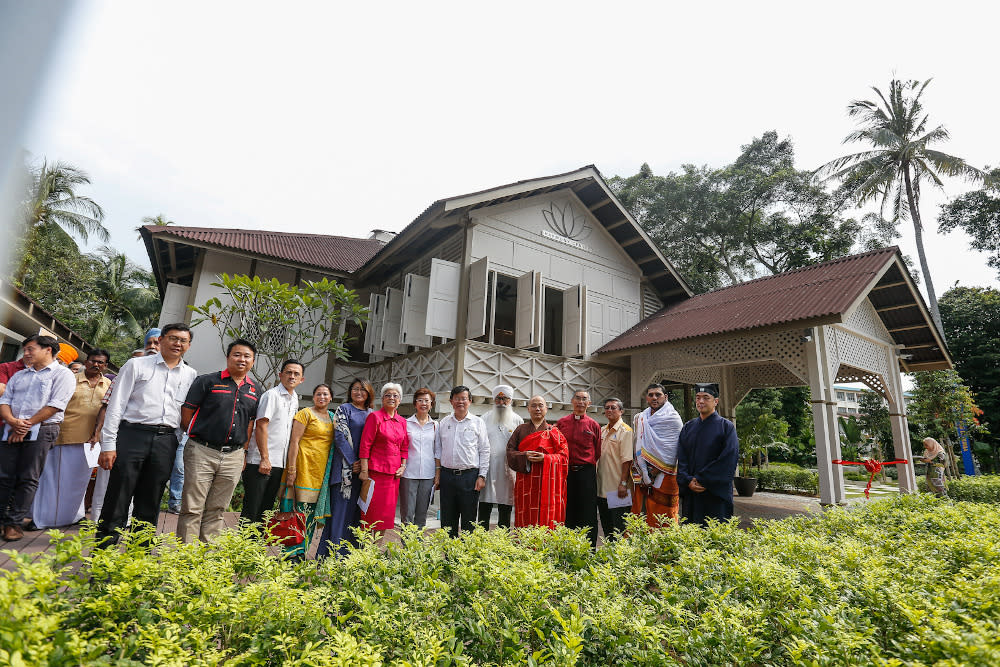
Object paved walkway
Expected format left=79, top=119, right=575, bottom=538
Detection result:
left=0, top=489, right=846, bottom=570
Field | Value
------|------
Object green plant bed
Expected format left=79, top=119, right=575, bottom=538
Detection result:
left=916, top=474, right=1000, bottom=503
left=3, top=496, right=999, bottom=665
left=755, top=465, right=820, bottom=495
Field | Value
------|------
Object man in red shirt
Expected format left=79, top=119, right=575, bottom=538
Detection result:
left=556, top=389, right=601, bottom=548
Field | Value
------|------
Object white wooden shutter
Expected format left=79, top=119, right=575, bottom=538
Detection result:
left=587, top=294, right=606, bottom=356
left=364, top=292, right=386, bottom=357
left=379, top=287, right=407, bottom=355
left=563, top=284, right=584, bottom=357
left=466, top=257, right=489, bottom=339
left=624, top=305, right=640, bottom=330
left=400, top=274, right=432, bottom=348
left=515, top=270, right=541, bottom=348
left=425, top=258, right=460, bottom=338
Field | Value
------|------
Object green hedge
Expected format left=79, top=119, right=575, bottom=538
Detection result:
left=2, top=495, right=999, bottom=665
left=917, top=474, right=1000, bottom=503
left=754, top=465, right=820, bottom=495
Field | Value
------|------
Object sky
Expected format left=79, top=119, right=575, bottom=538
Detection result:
left=18, top=0, right=1000, bottom=297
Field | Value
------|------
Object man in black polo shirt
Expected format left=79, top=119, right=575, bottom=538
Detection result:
left=178, top=339, right=258, bottom=542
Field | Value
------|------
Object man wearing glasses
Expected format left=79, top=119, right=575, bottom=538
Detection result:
left=434, top=385, right=490, bottom=538
left=96, top=323, right=197, bottom=545
left=31, top=349, right=112, bottom=529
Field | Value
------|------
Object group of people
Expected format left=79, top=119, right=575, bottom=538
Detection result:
left=0, top=321, right=744, bottom=553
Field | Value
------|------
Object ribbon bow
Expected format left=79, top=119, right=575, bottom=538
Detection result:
left=832, top=458, right=908, bottom=498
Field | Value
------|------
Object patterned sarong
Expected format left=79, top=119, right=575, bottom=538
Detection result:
left=513, top=427, right=569, bottom=529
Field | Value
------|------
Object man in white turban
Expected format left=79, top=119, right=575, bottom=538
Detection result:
left=478, top=384, right=522, bottom=528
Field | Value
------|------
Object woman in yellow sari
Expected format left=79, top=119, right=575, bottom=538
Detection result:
left=280, top=384, right=335, bottom=560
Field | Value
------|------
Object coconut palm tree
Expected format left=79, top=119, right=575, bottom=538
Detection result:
left=135, top=213, right=175, bottom=239
left=816, top=79, right=985, bottom=334
left=23, top=159, right=109, bottom=242
left=89, top=246, right=161, bottom=346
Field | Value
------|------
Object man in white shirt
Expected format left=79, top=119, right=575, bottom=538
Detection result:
left=96, top=323, right=197, bottom=545
left=433, top=385, right=489, bottom=538
left=239, top=359, right=304, bottom=524
left=0, top=335, right=75, bottom=541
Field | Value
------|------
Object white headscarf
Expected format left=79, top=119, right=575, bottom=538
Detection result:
left=492, top=384, right=514, bottom=399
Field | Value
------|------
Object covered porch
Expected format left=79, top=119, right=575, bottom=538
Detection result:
left=597, top=247, right=951, bottom=505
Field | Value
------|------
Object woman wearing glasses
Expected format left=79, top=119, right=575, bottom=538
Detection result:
left=358, top=383, right=410, bottom=533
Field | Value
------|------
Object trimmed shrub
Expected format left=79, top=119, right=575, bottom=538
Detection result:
left=917, top=474, right=1000, bottom=503
left=2, top=496, right=999, bottom=665
left=755, top=465, right=820, bottom=495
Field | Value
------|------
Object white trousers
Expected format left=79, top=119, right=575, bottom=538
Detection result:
left=32, top=444, right=91, bottom=528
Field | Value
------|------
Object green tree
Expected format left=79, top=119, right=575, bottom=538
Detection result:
left=21, top=159, right=109, bottom=243
left=938, top=285, right=1000, bottom=471
left=88, top=246, right=161, bottom=359
left=938, top=167, right=1000, bottom=280
left=838, top=415, right=864, bottom=461
left=611, top=132, right=861, bottom=293
left=735, top=388, right=791, bottom=476
left=906, top=369, right=985, bottom=475
left=135, top=213, right=175, bottom=240
left=856, top=390, right=895, bottom=479
left=817, top=79, right=986, bottom=334
left=189, top=274, right=368, bottom=388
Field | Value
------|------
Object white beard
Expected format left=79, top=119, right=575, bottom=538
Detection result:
left=485, top=405, right=522, bottom=431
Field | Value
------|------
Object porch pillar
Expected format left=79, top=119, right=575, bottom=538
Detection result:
left=717, top=366, right=736, bottom=421
left=805, top=326, right=845, bottom=505
left=884, top=345, right=917, bottom=494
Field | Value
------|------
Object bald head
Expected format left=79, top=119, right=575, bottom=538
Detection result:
left=528, top=395, right=548, bottom=424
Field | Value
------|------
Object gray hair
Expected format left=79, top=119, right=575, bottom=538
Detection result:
left=380, top=382, right=403, bottom=398
left=603, top=397, right=623, bottom=411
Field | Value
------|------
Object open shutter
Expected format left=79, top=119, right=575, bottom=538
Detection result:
left=379, top=287, right=407, bottom=355
left=425, top=258, right=460, bottom=339
left=466, top=257, right=489, bottom=339
left=516, top=270, right=541, bottom=348
left=563, top=284, right=584, bottom=357
left=400, top=274, right=432, bottom=348
left=587, top=294, right=607, bottom=356
left=364, top=292, right=386, bottom=358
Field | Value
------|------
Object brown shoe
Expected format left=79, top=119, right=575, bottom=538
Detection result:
left=3, top=524, right=24, bottom=541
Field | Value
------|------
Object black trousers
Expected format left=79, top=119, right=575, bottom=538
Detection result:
left=239, top=463, right=285, bottom=524
left=477, top=501, right=512, bottom=529
left=0, top=423, right=58, bottom=524
left=439, top=468, right=479, bottom=538
left=565, top=464, right=598, bottom=548
left=97, top=423, right=178, bottom=545
left=597, top=496, right=628, bottom=542
left=681, top=491, right=733, bottom=527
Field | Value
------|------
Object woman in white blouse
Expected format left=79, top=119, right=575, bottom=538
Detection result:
left=399, top=387, right=437, bottom=527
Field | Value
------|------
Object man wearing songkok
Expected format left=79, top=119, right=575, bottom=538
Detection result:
left=556, top=390, right=601, bottom=547
left=596, top=397, right=633, bottom=541
left=31, top=348, right=112, bottom=528
left=478, top=384, right=522, bottom=529
left=96, top=323, right=196, bottom=545
left=506, top=395, right=568, bottom=528
left=178, top=339, right=258, bottom=542
left=433, top=385, right=490, bottom=538
left=0, top=335, right=76, bottom=541
left=631, top=383, right=684, bottom=526
left=677, top=383, right=739, bottom=526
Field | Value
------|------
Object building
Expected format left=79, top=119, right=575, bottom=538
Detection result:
left=142, top=166, right=950, bottom=504
left=0, top=278, right=97, bottom=363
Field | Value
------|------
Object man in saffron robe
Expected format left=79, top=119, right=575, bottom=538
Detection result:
left=631, top=383, right=684, bottom=526
left=505, top=395, right=568, bottom=528
left=677, top=383, right=739, bottom=526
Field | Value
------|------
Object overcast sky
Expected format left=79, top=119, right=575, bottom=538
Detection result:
left=21, top=0, right=1000, bottom=295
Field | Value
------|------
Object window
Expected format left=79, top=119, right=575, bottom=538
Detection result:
left=836, top=391, right=845, bottom=401
left=542, top=287, right=563, bottom=356
left=848, top=407, right=857, bottom=414
left=474, top=270, right=518, bottom=348
left=846, top=393, right=856, bottom=402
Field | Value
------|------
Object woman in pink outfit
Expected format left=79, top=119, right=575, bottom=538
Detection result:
left=358, top=382, right=409, bottom=532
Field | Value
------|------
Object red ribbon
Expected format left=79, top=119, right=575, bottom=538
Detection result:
left=832, top=459, right=908, bottom=498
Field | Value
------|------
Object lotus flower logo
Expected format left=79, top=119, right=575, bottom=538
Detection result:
left=541, top=201, right=591, bottom=241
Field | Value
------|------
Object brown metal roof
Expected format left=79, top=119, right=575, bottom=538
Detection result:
left=597, top=247, right=951, bottom=371
left=145, top=226, right=385, bottom=273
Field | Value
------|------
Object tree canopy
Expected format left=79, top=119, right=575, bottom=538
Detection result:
left=610, top=131, right=861, bottom=293
left=938, top=167, right=1000, bottom=280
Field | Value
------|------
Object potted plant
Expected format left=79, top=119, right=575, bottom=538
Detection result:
left=735, top=412, right=790, bottom=497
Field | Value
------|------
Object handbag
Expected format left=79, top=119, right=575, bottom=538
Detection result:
left=266, top=484, right=306, bottom=546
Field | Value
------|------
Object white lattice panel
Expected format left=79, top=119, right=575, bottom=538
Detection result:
left=843, top=298, right=894, bottom=344
left=331, top=344, right=455, bottom=400
left=634, top=329, right=808, bottom=392
left=732, top=362, right=805, bottom=399
left=331, top=363, right=370, bottom=401
left=836, top=365, right=890, bottom=404
left=464, top=343, right=628, bottom=404
left=830, top=328, right=888, bottom=378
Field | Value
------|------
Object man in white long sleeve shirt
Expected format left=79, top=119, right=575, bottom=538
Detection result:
left=96, top=323, right=196, bottom=545
left=433, top=385, right=489, bottom=538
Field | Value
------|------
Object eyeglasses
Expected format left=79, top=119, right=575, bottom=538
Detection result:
left=86, top=359, right=108, bottom=366
left=603, top=406, right=621, bottom=411
left=383, top=393, right=400, bottom=399
left=164, top=335, right=190, bottom=344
